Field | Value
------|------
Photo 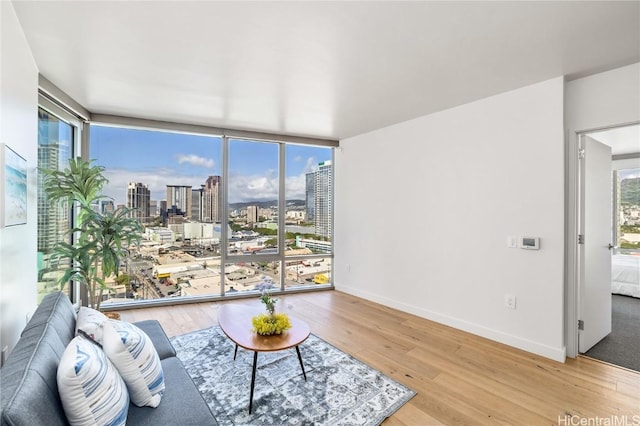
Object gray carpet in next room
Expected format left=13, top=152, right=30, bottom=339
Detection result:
left=584, top=295, right=640, bottom=372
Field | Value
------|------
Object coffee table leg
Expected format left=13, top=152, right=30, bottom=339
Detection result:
left=295, top=346, right=307, bottom=381
left=249, top=351, right=258, bottom=414
left=234, top=344, right=238, bottom=360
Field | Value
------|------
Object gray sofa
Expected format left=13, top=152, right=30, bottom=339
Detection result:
left=0, top=291, right=217, bottom=425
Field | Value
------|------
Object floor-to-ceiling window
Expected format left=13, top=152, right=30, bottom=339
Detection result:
left=86, top=122, right=334, bottom=306
left=90, top=124, right=224, bottom=302
left=36, top=100, right=80, bottom=303
left=616, top=167, right=640, bottom=252
left=283, top=144, right=333, bottom=288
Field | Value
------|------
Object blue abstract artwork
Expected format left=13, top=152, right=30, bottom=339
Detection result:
left=2, top=144, right=27, bottom=227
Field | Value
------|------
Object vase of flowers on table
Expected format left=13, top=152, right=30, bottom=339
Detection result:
left=252, top=278, right=291, bottom=336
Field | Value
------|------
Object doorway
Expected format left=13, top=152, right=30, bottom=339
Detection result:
left=577, top=123, right=640, bottom=371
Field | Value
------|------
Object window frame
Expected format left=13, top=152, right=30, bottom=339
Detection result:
left=84, top=115, right=337, bottom=307
left=37, top=93, right=85, bottom=307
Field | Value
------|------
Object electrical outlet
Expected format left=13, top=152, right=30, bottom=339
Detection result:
left=346, top=264, right=351, bottom=272
left=504, top=294, right=516, bottom=309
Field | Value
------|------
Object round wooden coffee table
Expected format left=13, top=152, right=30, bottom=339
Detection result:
left=217, top=303, right=311, bottom=413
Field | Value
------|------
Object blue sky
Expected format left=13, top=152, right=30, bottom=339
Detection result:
left=90, top=125, right=331, bottom=205
left=619, top=168, right=640, bottom=180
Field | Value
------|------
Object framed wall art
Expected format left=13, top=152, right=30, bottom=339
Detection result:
left=1, top=143, right=28, bottom=227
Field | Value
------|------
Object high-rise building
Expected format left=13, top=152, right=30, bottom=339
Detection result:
left=37, top=123, right=70, bottom=254
left=166, top=185, right=192, bottom=218
left=305, top=172, right=315, bottom=222
left=127, top=182, right=150, bottom=222
left=203, top=176, right=222, bottom=223
left=101, top=200, right=115, bottom=214
left=247, top=205, right=259, bottom=223
left=305, top=161, right=333, bottom=238
left=191, top=187, right=204, bottom=222
left=159, top=200, right=167, bottom=217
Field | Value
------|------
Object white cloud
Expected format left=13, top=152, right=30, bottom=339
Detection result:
left=102, top=168, right=206, bottom=205
left=228, top=169, right=279, bottom=203
left=102, top=162, right=314, bottom=206
left=304, top=157, right=317, bottom=174
left=176, top=154, right=215, bottom=168
left=286, top=174, right=306, bottom=200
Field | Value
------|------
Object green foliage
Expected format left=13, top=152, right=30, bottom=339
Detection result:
left=114, top=273, right=131, bottom=287
left=42, top=158, right=142, bottom=310
left=621, top=177, right=640, bottom=205
left=620, top=240, right=640, bottom=250
left=620, top=225, right=640, bottom=233
left=254, top=227, right=277, bottom=236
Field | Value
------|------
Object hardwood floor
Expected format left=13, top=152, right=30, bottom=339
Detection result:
left=119, top=290, right=640, bottom=425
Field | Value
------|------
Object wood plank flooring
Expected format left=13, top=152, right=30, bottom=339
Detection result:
left=118, top=290, right=640, bottom=425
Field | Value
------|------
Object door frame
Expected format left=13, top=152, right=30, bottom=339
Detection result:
left=566, top=121, right=639, bottom=358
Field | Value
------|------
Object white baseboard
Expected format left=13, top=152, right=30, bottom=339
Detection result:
left=337, top=285, right=567, bottom=363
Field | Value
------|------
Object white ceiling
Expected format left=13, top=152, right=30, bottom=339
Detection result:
left=11, top=1, right=640, bottom=141
left=588, top=124, right=640, bottom=156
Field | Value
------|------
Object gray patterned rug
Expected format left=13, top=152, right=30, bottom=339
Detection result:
left=170, top=326, right=416, bottom=425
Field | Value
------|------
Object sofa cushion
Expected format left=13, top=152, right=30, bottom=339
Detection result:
left=102, top=320, right=165, bottom=408
left=125, top=357, right=217, bottom=426
left=57, top=335, right=129, bottom=426
left=132, top=320, right=176, bottom=360
left=0, top=324, right=70, bottom=426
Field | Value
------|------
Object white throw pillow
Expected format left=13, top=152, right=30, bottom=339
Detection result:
left=57, top=335, right=129, bottom=426
left=102, top=319, right=165, bottom=408
left=75, top=306, right=108, bottom=344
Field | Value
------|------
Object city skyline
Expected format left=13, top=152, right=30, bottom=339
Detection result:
left=91, top=125, right=331, bottom=205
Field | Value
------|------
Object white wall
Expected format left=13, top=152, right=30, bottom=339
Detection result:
left=565, top=63, right=639, bottom=133
left=0, top=2, right=39, bottom=360
left=335, top=77, right=566, bottom=361
left=564, top=63, right=640, bottom=358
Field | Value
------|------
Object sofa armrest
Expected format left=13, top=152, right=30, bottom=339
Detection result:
left=132, top=320, right=176, bottom=360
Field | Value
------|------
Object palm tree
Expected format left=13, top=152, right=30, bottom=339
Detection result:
left=42, top=158, right=142, bottom=310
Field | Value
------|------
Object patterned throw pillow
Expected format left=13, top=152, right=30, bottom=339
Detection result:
left=102, top=319, right=165, bottom=408
left=57, top=335, right=129, bottom=426
left=75, top=306, right=108, bottom=344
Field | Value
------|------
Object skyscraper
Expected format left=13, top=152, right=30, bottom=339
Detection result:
left=191, top=187, right=204, bottom=222
left=166, top=185, right=192, bottom=218
left=101, top=200, right=115, bottom=214
left=37, top=123, right=70, bottom=254
left=127, top=182, right=150, bottom=222
left=203, top=175, right=222, bottom=222
left=247, top=205, right=259, bottom=223
left=314, top=161, right=333, bottom=238
left=305, top=172, right=315, bottom=223
left=305, top=161, right=333, bottom=239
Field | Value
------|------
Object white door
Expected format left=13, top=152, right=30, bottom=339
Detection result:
left=579, top=136, right=612, bottom=353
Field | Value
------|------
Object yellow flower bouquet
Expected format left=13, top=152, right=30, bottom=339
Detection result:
left=252, top=312, right=292, bottom=336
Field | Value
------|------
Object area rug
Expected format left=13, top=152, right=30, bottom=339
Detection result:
left=170, top=326, right=416, bottom=425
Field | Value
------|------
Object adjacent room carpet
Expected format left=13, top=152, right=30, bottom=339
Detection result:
left=170, top=326, right=416, bottom=425
left=584, top=294, right=640, bottom=372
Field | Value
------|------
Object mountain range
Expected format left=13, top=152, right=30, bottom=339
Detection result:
left=621, top=177, right=639, bottom=204
left=229, top=199, right=305, bottom=210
